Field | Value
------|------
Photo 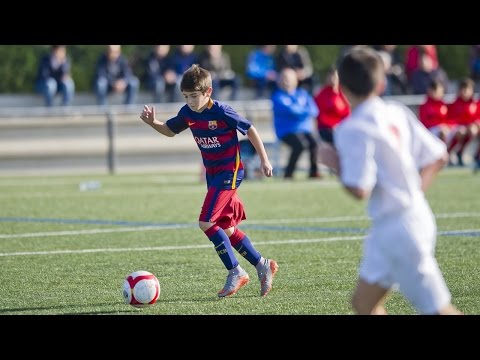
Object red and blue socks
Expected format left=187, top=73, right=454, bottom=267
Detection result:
left=229, top=228, right=261, bottom=266
left=204, top=225, right=238, bottom=270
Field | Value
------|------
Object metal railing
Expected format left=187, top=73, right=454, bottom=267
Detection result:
left=0, top=95, right=431, bottom=175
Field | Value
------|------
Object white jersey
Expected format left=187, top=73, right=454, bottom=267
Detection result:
left=334, top=96, right=446, bottom=220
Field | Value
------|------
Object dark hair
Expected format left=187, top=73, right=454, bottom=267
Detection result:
left=180, top=64, right=212, bottom=93
left=338, top=47, right=385, bottom=97
left=428, top=79, right=444, bottom=92
left=458, top=77, right=475, bottom=90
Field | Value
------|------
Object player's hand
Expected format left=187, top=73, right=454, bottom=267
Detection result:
left=318, top=143, right=340, bottom=174
left=140, top=105, right=156, bottom=125
left=260, top=160, right=273, bottom=177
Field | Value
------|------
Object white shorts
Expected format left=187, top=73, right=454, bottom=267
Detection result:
left=359, top=201, right=451, bottom=314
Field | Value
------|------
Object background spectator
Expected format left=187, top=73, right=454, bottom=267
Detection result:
left=170, top=45, right=199, bottom=101
left=246, top=45, right=277, bottom=99
left=469, top=45, right=480, bottom=91
left=314, top=66, right=350, bottom=145
left=405, top=45, right=439, bottom=82
left=418, top=79, right=452, bottom=144
left=272, top=67, right=320, bottom=179
left=93, top=45, right=139, bottom=105
left=276, top=45, right=315, bottom=94
left=410, top=52, right=449, bottom=95
left=373, top=45, right=408, bottom=95
left=447, top=77, right=478, bottom=166
left=144, top=45, right=177, bottom=103
left=199, top=45, right=240, bottom=101
left=35, top=45, right=75, bottom=106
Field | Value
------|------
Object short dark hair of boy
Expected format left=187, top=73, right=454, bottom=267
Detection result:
left=428, top=79, right=444, bottom=92
left=458, top=77, right=475, bottom=91
left=338, top=47, right=385, bottom=97
left=180, top=64, right=212, bottom=93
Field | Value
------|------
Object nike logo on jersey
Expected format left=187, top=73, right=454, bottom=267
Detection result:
left=188, top=121, right=195, bottom=126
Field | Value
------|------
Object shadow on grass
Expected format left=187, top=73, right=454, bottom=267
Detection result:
left=0, top=302, right=137, bottom=315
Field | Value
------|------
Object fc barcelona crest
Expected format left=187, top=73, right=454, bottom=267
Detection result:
left=208, top=121, right=218, bottom=130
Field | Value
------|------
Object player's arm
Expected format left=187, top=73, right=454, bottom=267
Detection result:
left=318, top=142, right=340, bottom=174
left=318, top=142, right=370, bottom=200
left=419, top=151, right=448, bottom=192
left=246, top=126, right=273, bottom=177
left=140, top=105, right=176, bottom=137
left=343, top=185, right=370, bottom=200
left=404, top=103, right=449, bottom=192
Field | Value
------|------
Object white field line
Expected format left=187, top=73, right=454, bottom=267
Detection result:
left=0, top=225, right=191, bottom=239
left=0, top=212, right=478, bottom=240
left=0, top=229, right=478, bottom=258
left=0, top=180, right=340, bottom=198
left=0, top=236, right=365, bottom=257
left=247, top=212, right=480, bottom=224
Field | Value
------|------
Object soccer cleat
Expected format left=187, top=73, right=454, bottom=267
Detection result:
left=217, top=270, right=250, bottom=298
left=257, top=259, right=279, bottom=297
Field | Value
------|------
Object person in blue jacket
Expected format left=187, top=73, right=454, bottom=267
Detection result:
left=272, top=67, right=320, bottom=179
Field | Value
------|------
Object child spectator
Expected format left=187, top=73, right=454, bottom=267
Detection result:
left=144, top=45, right=177, bottom=103
left=93, top=45, right=139, bottom=105
left=35, top=45, right=75, bottom=106
left=170, top=45, right=199, bottom=101
left=246, top=45, right=277, bottom=99
left=410, top=52, right=449, bottom=95
left=276, top=45, right=315, bottom=94
left=418, top=79, right=453, bottom=144
left=199, top=45, right=240, bottom=101
left=447, top=77, right=478, bottom=166
left=314, top=66, right=350, bottom=146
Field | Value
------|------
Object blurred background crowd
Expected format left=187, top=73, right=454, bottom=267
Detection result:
left=2, top=45, right=480, bottom=106
left=2, top=44, right=480, bottom=175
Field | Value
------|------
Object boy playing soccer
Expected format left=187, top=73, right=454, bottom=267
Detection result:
left=318, top=47, right=462, bottom=315
left=140, top=64, right=278, bottom=298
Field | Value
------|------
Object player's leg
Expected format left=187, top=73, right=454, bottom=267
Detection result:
left=390, top=203, right=462, bottom=315
left=351, top=279, right=390, bottom=315
left=199, top=185, right=248, bottom=297
left=228, top=225, right=278, bottom=297
left=220, top=192, right=278, bottom=297
left=356, top=225, right=395, bottom=315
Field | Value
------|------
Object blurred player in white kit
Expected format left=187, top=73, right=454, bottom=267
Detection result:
left=319, top=47, right=462, bottom=315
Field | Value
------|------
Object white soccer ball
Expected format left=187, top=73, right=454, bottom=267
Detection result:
left=122, top=270, right=160, bottom=308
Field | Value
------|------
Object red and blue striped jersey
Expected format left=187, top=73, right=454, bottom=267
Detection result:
left=166, top=99, right=252, bottom=177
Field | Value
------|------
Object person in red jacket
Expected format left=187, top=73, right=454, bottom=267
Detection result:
left=405, top=45, right=439, bottom=82
left=418, top=79, right=453, bottom=144
left=314, top=67, right=350, bottom=145
left=447, top=78, right=478, bottom=166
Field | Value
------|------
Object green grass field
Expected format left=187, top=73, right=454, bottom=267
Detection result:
left=0, top=168, right=478, bottom=315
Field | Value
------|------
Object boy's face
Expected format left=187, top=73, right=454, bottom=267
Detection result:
left=460, top=86, right=473, bottom=101
left=430, top=86, right=444, bottom=100
left=182, top=88, right=212, bottom=112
